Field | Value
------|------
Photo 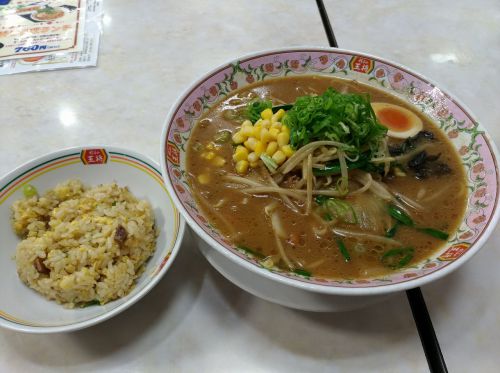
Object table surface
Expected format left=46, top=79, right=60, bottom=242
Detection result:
left=1, top=0, right=499, bottom=371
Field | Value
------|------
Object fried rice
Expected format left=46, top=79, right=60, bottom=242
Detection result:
left=11, top=179, right=157, bottom=308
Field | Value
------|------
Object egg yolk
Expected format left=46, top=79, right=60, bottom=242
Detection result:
left=377, top=107, right=412, bottom=132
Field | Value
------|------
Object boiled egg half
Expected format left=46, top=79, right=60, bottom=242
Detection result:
left=371, top=102, right=423, bottom=139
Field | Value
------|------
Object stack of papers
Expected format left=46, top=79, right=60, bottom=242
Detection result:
left=0, top=0, right=102, bottom=75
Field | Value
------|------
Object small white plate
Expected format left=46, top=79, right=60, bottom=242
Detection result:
left=0, top=146, right=184, bottom=333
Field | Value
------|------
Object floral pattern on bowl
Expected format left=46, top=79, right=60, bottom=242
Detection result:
left=163, top=48, right=499, bottom=289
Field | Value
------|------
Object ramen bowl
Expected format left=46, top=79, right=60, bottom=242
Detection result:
left=160, top=47, right=499, bottom=311
left=0, top=146, right=184, bottom=332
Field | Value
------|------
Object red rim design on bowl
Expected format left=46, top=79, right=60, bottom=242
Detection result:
left=161, top=47, right=500, bottom=295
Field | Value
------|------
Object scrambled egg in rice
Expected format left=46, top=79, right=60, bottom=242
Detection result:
left=11, top=180, right=157, bottom=308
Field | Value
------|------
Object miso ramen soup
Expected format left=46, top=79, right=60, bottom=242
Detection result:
left=186, top=76, right=466, bottom=279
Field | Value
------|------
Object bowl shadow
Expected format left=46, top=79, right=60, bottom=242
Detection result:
left=418, top=262, right=477, bottom=344
left=205, top=261, right=458, bottom=361
left=2, top=230, right=206, bottom=369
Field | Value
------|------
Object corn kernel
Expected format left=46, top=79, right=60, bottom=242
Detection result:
left=277, top=132, right=290, bottom=147
left=213, top=156, right=226, bottom=167
left=236, top=144, right=247, bottom=153
left=235, top=160, right=249, bottom=174
left=201, top=151, right=215, bottom=160
left=248, top=152, right=259, bottom=163
left=206, top=142, right=215, bottom=150
left=271, top=121, right=282, bottom=130
left=260, top=128, right=272, bottom=143
left=254, top=141, right=265, bottom=155
left=233, top=146, right=249, bottom=161
left=261, top=119, right=271, bottom=129
left=241, top=126, right=254, bottom=137
left=261, top=257, right=274, bottom=268
left=281, top=145, right=294, bottom=157
left=250, top=161, right=260, bottom=168
left=272, top=109, right=285, bottom=122
left=261, top=108, right=273, bottom=120
left=266, top=141, right=278, bottom=156
left=244, top=137, right=258, bottom=151
left=232, top=131, right=246, bottom=144
left=272, top=150, right=286, bottom=165
left=269, top=128, right=280, bottom=140
left=394, top=166, right=406, bottom=177
left=252, top=126, right=262, bottom=138
left=197, top=173, right=211, bottom=184
left=242, top=120, right=253, bottom=128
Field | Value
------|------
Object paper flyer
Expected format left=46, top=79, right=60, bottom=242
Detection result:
left=0, top=0, right=101, bottom=74
left=0, top=0, right=87, bottom=61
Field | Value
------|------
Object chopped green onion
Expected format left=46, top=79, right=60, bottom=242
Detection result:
left=381, top=247, right=414, bottom=269
left=223, top=109, right=240, bottom=121
left=23, top=184, right=38, bottom=198
left=418, top=228, right=449, bottom=241
left=81, top=299, right=100, bottom=308
left=385, top=222, right=400, bottom=238
left=192, top=142, right=204, bottom=152
left=323, top=213, right=333, bottom=221
left=272, top=104, right=293, bottom=113
left=313, top=152, right=384, bottom=176
left=336, top=239, right=351, bottom=262
left=293, top=268, right=311, bottom=277
left=246, top=100, right=272, bottom=122
left=315, top=195, right=328, bottom=204
left=282, top=87, right=387, bottom=153
left=387, top=204, right=450, bottom=241
left=260, top=257, right=274, bottom=269
left=237, top=244, right=265, bottom=259
left=313, top=156, right=369, bottom=176
left=317, top=196, right=357, bottom=224
left=245, top=101, right=292, bottom=122
left=214, top=130, right=232, bottom=144
left=388, top=204, right=414, bottom=227
left=260, top=154, right=278, bottom=173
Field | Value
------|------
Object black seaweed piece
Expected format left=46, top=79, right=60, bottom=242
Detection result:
left=408, top=151, right=451, bottom=179
left=419, top=130, right=435, bottom=140
left=430, top=162, right=451, bottom=176
left=408, top=151, right=430, bottom=169
left=389, top=130, right=435, bottom=156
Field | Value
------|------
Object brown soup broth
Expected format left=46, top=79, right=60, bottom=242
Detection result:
left=186, top=76, right=467, bottom=279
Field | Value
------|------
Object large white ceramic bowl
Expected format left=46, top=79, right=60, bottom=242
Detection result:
left=160, top=47, right=500, bottom=311
left=0, top=146, right=184, bottom=332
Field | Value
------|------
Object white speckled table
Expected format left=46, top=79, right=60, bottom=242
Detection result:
left=1, top=0, right=499, bottom=371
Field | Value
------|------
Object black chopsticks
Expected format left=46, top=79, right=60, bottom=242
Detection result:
left=315, top=0, right=338, bottom=48
left=407, top=288, right=448, bottom=372
left=314, top=1, right=448, bottom=371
